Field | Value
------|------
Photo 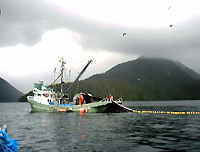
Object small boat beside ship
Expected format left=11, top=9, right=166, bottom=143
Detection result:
left=27, top=58, right=124, bottom=113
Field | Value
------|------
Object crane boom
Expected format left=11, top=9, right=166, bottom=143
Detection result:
left=67, top=60, right=92, bottom=92
left=74, top=60, right=92, bottom=84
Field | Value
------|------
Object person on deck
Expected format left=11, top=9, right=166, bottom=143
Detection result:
left=79, top=94, right=85, bottom=105
left=107, top=94, right=113, bottom=101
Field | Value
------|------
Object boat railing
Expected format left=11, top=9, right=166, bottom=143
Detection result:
left=27, top=96, right=34, bottom=101
left=101, top=97, right=123, bottom=103
left=117, top=97, right=123, bottom=102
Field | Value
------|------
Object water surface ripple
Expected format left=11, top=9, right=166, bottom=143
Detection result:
left=1, top=101, right=200, bottom=152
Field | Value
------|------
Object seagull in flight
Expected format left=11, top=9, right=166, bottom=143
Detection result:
left=122, top=33, right=127, bottom=37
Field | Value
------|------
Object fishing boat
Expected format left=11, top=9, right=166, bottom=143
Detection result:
left=27, top=58, right=123, bottom=113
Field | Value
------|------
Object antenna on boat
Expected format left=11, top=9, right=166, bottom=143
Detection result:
left=69, top=69, right=71, bottom=82
left=53, top=67, right=56, bottom=83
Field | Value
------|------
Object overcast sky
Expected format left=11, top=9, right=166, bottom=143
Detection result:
left=0, top=0, right=200, bottom=92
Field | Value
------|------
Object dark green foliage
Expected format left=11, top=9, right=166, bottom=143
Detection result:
left=82, top=57, right=200, bottom=100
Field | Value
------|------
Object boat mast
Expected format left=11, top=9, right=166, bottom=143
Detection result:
left=59, top=57, right=66, bottom=94
left=51, top=57, right=66, bottom=94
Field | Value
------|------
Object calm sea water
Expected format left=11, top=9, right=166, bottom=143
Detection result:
left=1, top=101, right=200, bottom=152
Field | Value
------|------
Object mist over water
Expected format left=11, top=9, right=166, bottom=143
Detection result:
left=1, top=101, right=200, bottom=152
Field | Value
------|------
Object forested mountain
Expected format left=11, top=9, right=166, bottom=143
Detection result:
left=20, top=57, right=200, bottom=101
left=0, top=77, right=23, bottom=102
left=72, top=57, right=200, bottom=100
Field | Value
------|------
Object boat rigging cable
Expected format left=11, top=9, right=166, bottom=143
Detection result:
left=52, top=58, right=66, bottom=84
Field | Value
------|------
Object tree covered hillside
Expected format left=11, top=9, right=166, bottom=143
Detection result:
left=0, top=77, right=23, bottom=102
left=75, top=57, right=200, bottom=100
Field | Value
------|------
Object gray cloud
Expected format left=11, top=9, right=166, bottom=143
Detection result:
left=77, top=18, right=200, bottom=72
left=79, top=18, right=200, bottom=55
left=1, top=0, right=200, bottom=74
left=0, top=0, right=64, bottom=46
